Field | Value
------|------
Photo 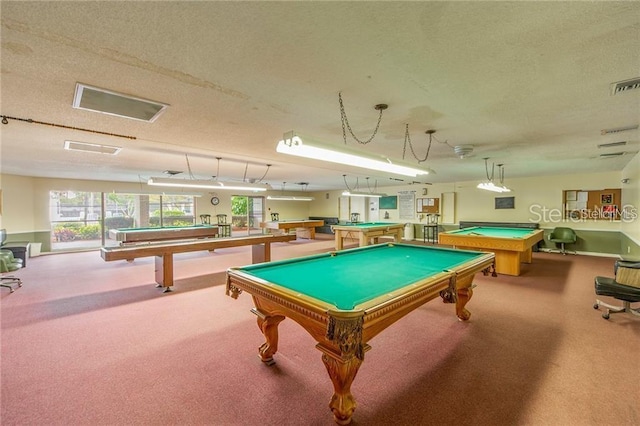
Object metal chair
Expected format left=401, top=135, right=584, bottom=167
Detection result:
left=549, top=227, right=577, bottom=254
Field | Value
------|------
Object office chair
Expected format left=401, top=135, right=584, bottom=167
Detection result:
left=0, top=249, right=23, bottom=293
left=549, top=227, right=577, bottom=255
left=594, top=260, right=640, bottom=319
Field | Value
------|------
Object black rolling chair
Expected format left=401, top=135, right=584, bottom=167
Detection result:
left=594, top=260, right=640, bottom=320
left=549, top=227, right=577, bottom=255
left=0, top=249, right=23, bottom=293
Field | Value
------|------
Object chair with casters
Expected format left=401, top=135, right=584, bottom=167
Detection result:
left=548, top=227, right=577, bottom=254
left=594, top=260, right=640, bottom=320
left=0, top=249, right=23, bottom=293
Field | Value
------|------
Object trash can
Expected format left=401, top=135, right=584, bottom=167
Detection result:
left=403, top=223, right=414, bottom=241
left=30, top=242, right=42, bottom=257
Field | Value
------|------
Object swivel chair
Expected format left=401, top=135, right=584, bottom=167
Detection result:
left=0, top=249, right=23, bottom=293
left=549, top=227, right=577, bottom=255
left=594, top=260, right=640, bottom=319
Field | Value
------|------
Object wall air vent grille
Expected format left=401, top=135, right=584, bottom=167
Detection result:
left=600, top=125, right=639, bottom=135
left=597, top=141, right=627, bottom=148
left=611, top=77, right=640, bottom=95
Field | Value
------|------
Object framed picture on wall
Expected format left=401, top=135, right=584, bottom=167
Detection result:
left=601, top=193, right=613, bottom=204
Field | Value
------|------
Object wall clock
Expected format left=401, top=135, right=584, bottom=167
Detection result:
left=210, top=196, right=220, bottom=206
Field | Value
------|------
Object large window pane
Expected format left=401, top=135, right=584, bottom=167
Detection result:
left=50, top=191, right=102, bottom=251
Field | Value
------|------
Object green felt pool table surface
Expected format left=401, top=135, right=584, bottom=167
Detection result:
left=235, top=243, right=490, bottom=310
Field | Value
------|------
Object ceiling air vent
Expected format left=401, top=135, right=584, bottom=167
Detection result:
left=453, top=145, right=474, bottom=159
left=611, top=77, right=640, bottom=95
left=73, top=83, right=168, bottom=122
left=64, top=140, right=121, bottom=155
left=597, top=141, right=627, bottom=149
left=600, top=125, right=639, bottom=135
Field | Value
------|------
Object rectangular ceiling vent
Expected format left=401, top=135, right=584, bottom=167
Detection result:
left=611, top=77, right=640, bottom=95
left=73, top=83, right=168, bottom=122
left=600, top=125, right=639, bottom=135
left=64, top=140, right=122, bottom=155
left=597, top=141, right=627, bottom=149
left=599, top=152, right=625, bottom=158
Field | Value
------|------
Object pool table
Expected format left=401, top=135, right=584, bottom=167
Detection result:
left=109, top=225, right=218, bottom=245
left=438, top=226, right=544, bottom=276
left=331, top=222, right=405, bottom=250
left=226, top=243, right=495, bottom=424
left=260, top=219, right=325, bottom=239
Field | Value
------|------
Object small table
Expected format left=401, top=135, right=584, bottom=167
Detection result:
left=226, top=243, right=495, bottom=424
left=423, top=224, right=439, bottom=244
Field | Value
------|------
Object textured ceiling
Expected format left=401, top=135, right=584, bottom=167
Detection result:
left=1, top=1, right=639, bottom=191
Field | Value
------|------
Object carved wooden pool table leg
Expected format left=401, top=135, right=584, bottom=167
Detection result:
left=318, top=346, right=363, bottom=425
left=251, top=308, right=285, bottom=366
left=456, top=286, right=473, bottom=321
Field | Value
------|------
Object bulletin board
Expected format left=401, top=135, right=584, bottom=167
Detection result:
left=416, top=197, right=439, bottom=214
left=563, top=188, right=621, bottom=220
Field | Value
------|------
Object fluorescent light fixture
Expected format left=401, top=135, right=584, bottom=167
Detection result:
left=267, top=195, right=315, bottom=201
left=276, top=133, right=430, bottom=177
left=64, top=140, right=121, bottom=155
left=148, top=177, right=270, bottom=192
left=342, top=191, right=387, bottom=198
left=477, top=182, right=511, bottom=193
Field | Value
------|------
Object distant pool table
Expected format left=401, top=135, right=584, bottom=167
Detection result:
left=226, top=243, right=495, bottom=424
left=438, top=226, right=544, bottom=276
left=260, top=219, right=325, bottom=239
left=331, top=222, right=404, bottom=250
left=109, top=225, right=218, bottom=245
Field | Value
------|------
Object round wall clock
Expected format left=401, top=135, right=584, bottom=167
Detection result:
left=210, top=196, right=220, bottom=206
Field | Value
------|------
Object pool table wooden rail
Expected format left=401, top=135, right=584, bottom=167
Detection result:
left=101, top=234, right=295, bottom=292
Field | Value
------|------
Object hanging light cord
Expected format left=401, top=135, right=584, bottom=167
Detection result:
left=403, top=125, right=434, bottom=163
left=0, top=114, right=136, bottom=140
left=339, top=92, right=387, bottom=145
left=484, top=158, right=495, bottom=181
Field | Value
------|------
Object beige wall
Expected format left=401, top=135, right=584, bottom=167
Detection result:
left=1, top=158, right=638, bottom=250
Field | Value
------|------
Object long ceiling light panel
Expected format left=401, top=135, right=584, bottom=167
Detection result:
left=276, top=133, right=430, bottom=177
left=148, top=177, right=270, bottom=192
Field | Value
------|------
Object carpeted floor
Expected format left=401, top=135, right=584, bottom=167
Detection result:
left=1, top=236, right=639, bottom=425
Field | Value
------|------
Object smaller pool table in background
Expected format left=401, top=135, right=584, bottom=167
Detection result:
left=331, top=222, right=404, bottom=250
left=259, top=219, right=325, bottom=239
left=109, top=225, right=219, bottom=245
left=438, top=226, right=544, bottom=276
